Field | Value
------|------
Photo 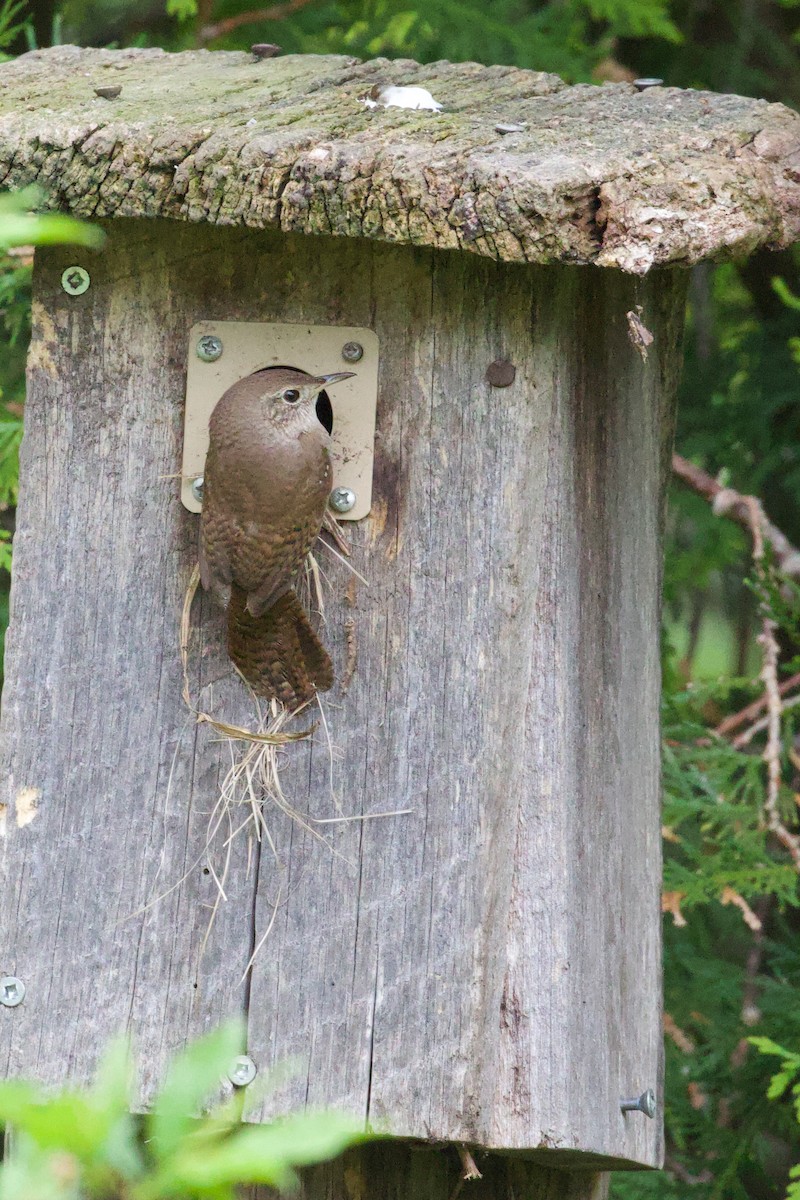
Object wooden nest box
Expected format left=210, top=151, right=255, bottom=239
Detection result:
left=1, top=45, right=799, bottom=1199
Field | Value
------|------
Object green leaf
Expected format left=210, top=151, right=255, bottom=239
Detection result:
left=91, top=1036, right=131, bottom=1114
left=0, top=188, right=104, bottom=251
left=162, top=1112, right=367, bottom=1194
left=0, top=1135, right=81, bottom=1200
left=0, top=1092, right=106, bottom=1158
left=748, top=1035, right=795, bottom=1059
left=147, top=1021, right=243, bottom=1160
left=0, top=1080, right=40, bottom=1122
left=166, top=0, right=198, bottom=19
left=772, top=275, right=800, bottom=311
left=766, top=1068, right=796, bottom=1100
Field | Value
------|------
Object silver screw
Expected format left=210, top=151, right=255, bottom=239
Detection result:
left=0, top=976, right=25, bottom=1008
left=197, top=335, right=223, bottom=363
left=61, top=266, right=90, bottom=296
left=191, top=476, right=204, bottom=504
left=621, top=1089, right=656, bottom=1118
left=329, top=486, right=356, bottom=514
left=633, top=78, right=664, bottom=91
left=228, top=1055, right=257, bottom=1087
left=341, top=341, right=364, bottom=363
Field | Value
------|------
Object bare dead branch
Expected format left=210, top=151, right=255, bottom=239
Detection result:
left=673, top=458, right=800, bottom=872
left=457, top=1146, right=482, bottom=1181
left=199, top=0, right=315, bottom=41
left=715, top=669, right=800, bottom=737
left=664, top=1153, right=714, bottom=1186
left=672, top=453, right=800, bottom=574
left=758, top=615, right=800, bottom=869
left=731, top=690, right=800, bottom=749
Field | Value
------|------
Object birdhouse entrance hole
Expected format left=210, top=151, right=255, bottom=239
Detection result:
left=181, top=321, right=379, bottom=520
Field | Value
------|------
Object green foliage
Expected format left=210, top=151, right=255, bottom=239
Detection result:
left=165, top=0, right=196, bottom=21
left=662, top=692, right=799, bottom=911
left=0, top=1024, right=368, bottom=1200
left=751, top=1038, right=800, bottom=1199
left=203, top=0, right=680, bottom=80
left=0, top=188, right=104, bottom=252
left=0, top=0, right=30, bottom=56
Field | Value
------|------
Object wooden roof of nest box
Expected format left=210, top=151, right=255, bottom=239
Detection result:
left=0, top=45, right=798, bottom=271
left=0, top=44, right=798, bottom=1200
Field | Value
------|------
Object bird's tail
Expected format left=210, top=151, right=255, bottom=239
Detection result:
left=226, top=584, right=333, bottom=708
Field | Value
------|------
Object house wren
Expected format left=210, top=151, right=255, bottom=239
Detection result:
left=199, top=366, right=354, bottom=707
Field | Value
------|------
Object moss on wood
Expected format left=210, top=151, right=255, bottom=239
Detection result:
left=0, top=45, right=798, bottom=272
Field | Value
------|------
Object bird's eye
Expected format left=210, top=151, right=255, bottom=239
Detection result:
left=282, top=388, right=301, bottom=404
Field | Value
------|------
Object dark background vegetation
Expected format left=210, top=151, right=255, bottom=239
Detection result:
left=2, top=0, right=800, bottom=1196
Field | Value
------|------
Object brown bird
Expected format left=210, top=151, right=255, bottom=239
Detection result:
left=199, top=366, right=354, bottom=708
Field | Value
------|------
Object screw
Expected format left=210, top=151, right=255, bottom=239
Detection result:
left=228, top=1055, right=257, bottom=1087
left=61, top=266, right=90, bottom=296
left=330, top=486, right=356, bottom=514
left=191, top=476, right=204, bottom=504
left=633, top=78, right=664, bottom=91
left=196, top=335, right=223, bottom=363
left=620, top=1089, right=656, bottom=1118
left=341, top=341, right=364, bottom=363
left=0, top=976, right=25, bottom=1008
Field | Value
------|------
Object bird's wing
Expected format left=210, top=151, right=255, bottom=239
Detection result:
left=199, top=504, right=235, bottom=609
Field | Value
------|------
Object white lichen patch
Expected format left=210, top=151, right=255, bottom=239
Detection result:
left=359, top=84, right=442, bottom=112
left=15, top=786, right=41, bottom=827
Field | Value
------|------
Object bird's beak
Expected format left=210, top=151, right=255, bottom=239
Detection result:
left=317, top=372, right=356, bottom=389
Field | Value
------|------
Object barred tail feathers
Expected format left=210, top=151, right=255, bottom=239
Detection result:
left=226, top=585, right=333, bottom=707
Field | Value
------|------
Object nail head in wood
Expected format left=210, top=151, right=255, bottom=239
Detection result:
left=486, top=359, right=516, bottom=387
left=620, top=1089, right=656, bottom=1118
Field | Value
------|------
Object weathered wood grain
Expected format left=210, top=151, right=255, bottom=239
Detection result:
left=0, top=45, right=797, bottom=272
left=0, top=221, right=684, bottom=1176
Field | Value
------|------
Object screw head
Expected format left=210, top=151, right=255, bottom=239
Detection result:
left=0, top=976, right=25, bottom=1007
left=633, top=78, right=664, bottom=91
left=196, top=335, right=223, bottom=363
left=61, top=266, right=90, bottom=296
left=191, top=476, right=204, bottom=504
left=228, top=1055, right=257, bottom=1087
left=330, top=486, right=356, bottom=514
left=341, top=341, right=364, bottom=363
left=621, top=1089, right=656, bottom=1118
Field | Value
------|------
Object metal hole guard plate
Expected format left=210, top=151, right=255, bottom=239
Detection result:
left=181, top=322, right=380, bottom=521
